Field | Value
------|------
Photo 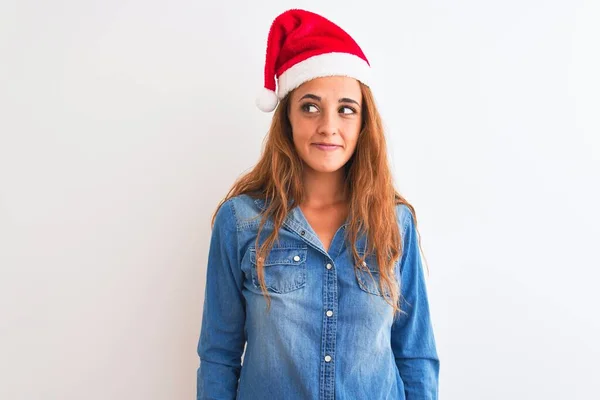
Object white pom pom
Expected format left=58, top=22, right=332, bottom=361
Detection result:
left=256, top=88, right=279, bottom=112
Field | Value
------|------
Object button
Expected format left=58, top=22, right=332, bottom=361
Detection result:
left=300, top=230, right=306, bottom=236
left=293, top=255, right=300, bottom=262
left=326, top=310, right=333, bottom=317
left=324, top=355, right=332, bottom=362
left=326, top=263, right=332, bottom=270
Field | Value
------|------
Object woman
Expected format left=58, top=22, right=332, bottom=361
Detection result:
left=197, top=8, right=439, bottom=400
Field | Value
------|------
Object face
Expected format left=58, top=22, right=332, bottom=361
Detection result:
left=287, top=76, right=363, bottom=174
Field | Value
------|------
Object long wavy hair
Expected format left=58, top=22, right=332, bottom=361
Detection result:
left=211, top=82, right=428, bottom=318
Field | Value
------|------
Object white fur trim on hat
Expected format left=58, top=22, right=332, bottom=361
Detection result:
left=256, top=87, right=279, bottom=112
left=276, top=52, right=372, bottom=99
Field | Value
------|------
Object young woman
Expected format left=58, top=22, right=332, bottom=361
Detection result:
left=197, top=8, right=439, bottom=400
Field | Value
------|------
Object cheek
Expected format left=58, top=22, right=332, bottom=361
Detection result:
left=290, top=119, right=313, bottom=144
left=343, top=121, right=362, bottom=147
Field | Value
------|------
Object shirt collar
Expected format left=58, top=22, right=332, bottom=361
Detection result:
left=253, top=197, right=352, bottom=256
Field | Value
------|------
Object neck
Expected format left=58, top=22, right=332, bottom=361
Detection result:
left=301, top=167, right=348, bottom=208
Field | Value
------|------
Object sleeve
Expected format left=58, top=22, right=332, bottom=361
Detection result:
left=196, top=199, right=246, bottom=400
left=391, top=206, right=440, bottom=400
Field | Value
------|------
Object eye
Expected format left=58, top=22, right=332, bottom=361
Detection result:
left=339, top=105, right=357, bottom=115
left=301, top=103, right=318, bottom=113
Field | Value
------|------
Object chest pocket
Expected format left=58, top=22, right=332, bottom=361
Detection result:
left=355, top=251, right=392, bottom=297
left=249, top=246, right=308, bottom=294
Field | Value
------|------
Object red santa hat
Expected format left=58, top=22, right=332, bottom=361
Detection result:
left=256, top=9, right=372, bottom=112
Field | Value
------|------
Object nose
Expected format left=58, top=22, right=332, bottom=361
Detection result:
left=317, top=108, right=339, bottom=136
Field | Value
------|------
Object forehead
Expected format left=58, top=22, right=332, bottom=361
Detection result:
left=292, top=76, right=362, bottom=100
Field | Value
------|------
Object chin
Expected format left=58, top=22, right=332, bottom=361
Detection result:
left=305, top=161, right=345, bottom=173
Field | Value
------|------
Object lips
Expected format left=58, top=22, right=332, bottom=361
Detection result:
left=312, top=143, right=341, bottom=151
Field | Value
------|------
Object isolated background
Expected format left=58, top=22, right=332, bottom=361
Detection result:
left=1, top=0, right=599, bottom=399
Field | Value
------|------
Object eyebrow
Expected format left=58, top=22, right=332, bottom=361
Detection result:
left=299, top=93, right=360, bottom=106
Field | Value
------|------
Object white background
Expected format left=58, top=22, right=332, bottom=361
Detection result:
left=1, top=0, right=599, bottom=399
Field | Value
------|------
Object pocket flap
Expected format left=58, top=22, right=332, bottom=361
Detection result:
left=250, top=246, right=307, bottom=266
left=357, top=250, right=380, bottom=273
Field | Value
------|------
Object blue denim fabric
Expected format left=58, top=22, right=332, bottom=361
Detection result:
left=197, top=194, right=439, bottom=400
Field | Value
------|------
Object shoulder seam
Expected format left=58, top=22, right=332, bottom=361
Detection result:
left=226, top=197, right=240, bottom=232
left=396, top=204, right=411, bottom=238
left=226, top=198, right=242, bottom=276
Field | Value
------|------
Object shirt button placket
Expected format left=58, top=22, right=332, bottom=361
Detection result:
left=321, top=260, right=337, bottom=400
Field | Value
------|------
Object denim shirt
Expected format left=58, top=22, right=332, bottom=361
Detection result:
left=196, top=194, right=439, bottom=400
